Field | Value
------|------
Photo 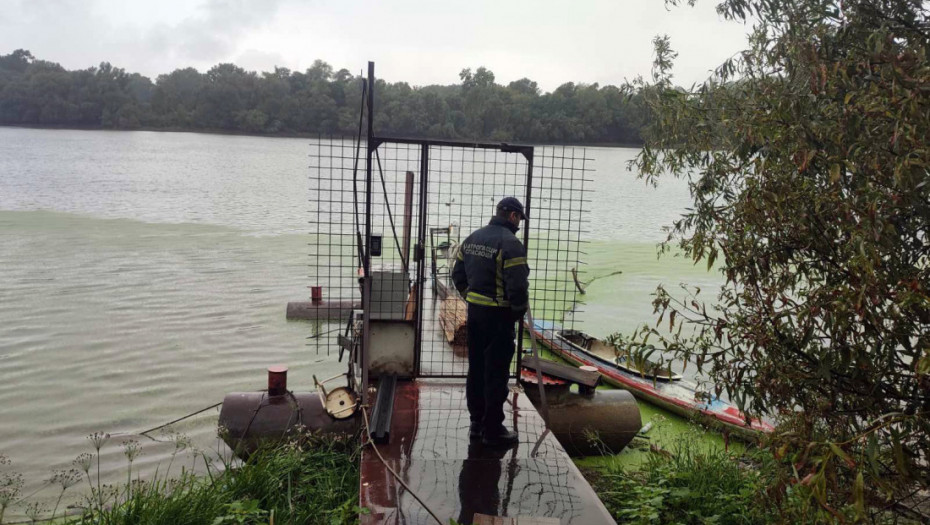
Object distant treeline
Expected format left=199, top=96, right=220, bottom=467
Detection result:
left=0, top=49, right=650, bottom=144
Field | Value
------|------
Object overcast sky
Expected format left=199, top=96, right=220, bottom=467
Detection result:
left=0, top=0, right=749, bottom=91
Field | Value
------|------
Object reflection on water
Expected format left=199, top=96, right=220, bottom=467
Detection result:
left=0, top=128, right=717, bottom=513
left=457, top=441, right=510, bottom=524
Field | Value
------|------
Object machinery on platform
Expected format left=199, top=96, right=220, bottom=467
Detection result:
left=219, top=61, right=640, bottom=462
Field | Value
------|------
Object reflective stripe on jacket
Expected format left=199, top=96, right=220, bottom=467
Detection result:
left=450, top=216, right=530, bottom=313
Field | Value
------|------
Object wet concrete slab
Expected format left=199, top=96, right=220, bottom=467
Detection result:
left=360, top=380, right=616, bottom=525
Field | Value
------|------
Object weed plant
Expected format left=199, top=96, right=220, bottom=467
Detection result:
left=0, top=455, right=25, bottom=524
left=590, top=438, right=838, bottom=525
left=1, top=430, right=362, bottom=525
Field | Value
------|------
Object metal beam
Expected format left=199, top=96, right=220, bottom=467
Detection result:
left=372, top=135, right=533, bottom=160
left=361, top=60, right=375, bottom=405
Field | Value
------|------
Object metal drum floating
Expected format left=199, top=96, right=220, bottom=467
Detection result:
left=219, top=367, right=358, bottom=457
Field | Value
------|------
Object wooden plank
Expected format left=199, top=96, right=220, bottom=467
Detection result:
left=434, top=279, right=452, bottom=299
left=438, top=294, right=467, bottom=347
left=404, top=283, right=417, bottom=321
left=522, top=357, right=600, bottom=388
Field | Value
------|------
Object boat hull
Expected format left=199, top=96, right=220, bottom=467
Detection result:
left=528, top=320, right=774, bottom=439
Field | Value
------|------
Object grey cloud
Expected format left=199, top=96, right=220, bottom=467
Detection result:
left=142, top=0, right=285, bottom=65
left=0, top=0, right=287, bottom=76
left=236, top=48, right=289, bottom=72
left=1, top=0, right=748, bottom=89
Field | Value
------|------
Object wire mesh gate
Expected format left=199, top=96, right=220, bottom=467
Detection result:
left=305, top=64, right=591, bottom=397
left=415, top=142, right=533, bottom=378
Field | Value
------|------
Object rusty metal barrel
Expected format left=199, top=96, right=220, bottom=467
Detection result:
left=218, top=367, right=358, bottom=457
left=285, top=301, right=360, bottom=320
left=525, top=388, right=641, bottom=456
left=286, top=285, right=360, bottom=320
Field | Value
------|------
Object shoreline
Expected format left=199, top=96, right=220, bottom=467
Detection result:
left=0, top=123, right=645, bottom=148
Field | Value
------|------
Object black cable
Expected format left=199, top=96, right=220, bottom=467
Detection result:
left=361, top=407, right=443, bottom=524
left=351, top=78, right=367, bottom=265
left=373, top=148, right=407, bottom=267
left=226, top=392, right=269, bottom=458
left=139, top=402, right=223, bottom=436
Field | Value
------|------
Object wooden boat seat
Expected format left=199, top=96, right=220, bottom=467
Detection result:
left=522, top=357, right=600, bottom=388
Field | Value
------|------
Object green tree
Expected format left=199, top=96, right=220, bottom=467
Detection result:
left=633, top=0, right=930, bottom=520
left=199, top=63, right=256, bottom=129
left=0, top=50, right=650, bottom=144
left=151, top=67, right=204, bottom=127
left=0, top=49, right=33, bottom=73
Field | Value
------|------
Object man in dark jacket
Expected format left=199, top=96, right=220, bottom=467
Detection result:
left=451, top=197, right=530, bottom=447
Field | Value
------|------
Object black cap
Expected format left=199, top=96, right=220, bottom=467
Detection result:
left=496, top=196, right=527, bottom=219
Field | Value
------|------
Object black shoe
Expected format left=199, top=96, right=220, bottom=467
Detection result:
left=469, top=422, right=483, bottom=440
left=481, top=429, right=518, bottom=447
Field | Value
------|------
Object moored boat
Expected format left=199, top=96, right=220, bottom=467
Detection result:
left=528, top=320, right=774, bottom=438
left=559, top=329, right=683, bottom=381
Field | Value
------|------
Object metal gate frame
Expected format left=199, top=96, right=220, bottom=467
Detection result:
left=359, top=63, right=534, bottom=388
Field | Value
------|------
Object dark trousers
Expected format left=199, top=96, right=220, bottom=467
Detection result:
left=466, top=303, right=515, bottom=434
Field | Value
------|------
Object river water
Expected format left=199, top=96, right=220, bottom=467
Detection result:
left=0, top=127, right=720, bottom=508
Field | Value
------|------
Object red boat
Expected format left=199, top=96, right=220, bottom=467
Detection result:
left=529, top=320, right=774, bottom=439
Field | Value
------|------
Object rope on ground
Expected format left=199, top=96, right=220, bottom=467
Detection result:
left=361, top=406, right=443, bottom=525
left=139, top=401, right=223, bottom=437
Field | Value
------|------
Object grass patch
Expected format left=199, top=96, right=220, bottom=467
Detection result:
left=2, top=435, right=361, bottom=525
left=93, top=438, right=360, bottom=525
left=587, top=439, right=833, bottom=525
left=90, top=439, right=361, bottom=525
